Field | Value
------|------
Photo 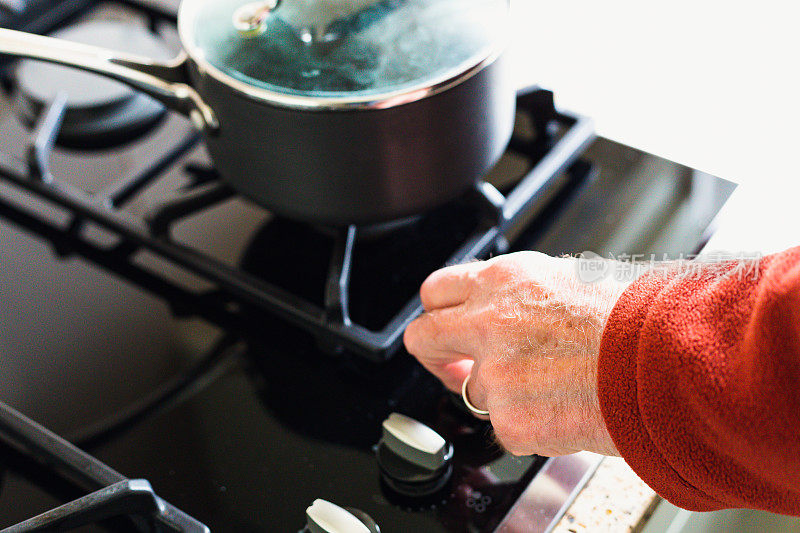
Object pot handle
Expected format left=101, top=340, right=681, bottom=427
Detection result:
left=0, top=28, right=218, bottom=132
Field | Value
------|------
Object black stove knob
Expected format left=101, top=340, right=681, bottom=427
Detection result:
left=305, top=499, right=380, bottom=533
left=376, top=413, right=454, bottom=498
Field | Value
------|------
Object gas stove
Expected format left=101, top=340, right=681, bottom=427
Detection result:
left=0, top=1, right=735, bottom=531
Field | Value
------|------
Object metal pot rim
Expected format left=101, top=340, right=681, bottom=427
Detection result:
left=177, top=0, right=507, bottom=111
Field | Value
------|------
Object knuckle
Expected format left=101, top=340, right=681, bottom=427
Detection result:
left=403, top=319, right=423, bottom=354
left=420, top=265, right=477, bottom=309
left=521, top=250, right=549, bottom=261
left=419, top=271, right=443, bottom=300
left=482, top=251, right=549, bottom=281
left=479, top=256, right=532, bottom=289
left=405, top=311, right=457, bottom=355
left=510, top=250, right=548, bottom=265
left=480, top=260, right=513, bottom=283
left=427, top=310, right=451, bottom=341
left=425, top=264, right=473, bottom=288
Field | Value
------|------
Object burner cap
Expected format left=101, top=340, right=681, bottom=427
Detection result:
left=14, top=21, right=172, bottom=149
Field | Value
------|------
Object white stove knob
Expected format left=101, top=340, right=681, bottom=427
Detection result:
left=381, top=412, right=447, bottom=471
left=305, top=499, right=371, bottom=533
left=376, top=413, right=454, bottom=499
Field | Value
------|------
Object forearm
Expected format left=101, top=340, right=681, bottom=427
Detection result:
left=598, top=247, right=800, bottom=513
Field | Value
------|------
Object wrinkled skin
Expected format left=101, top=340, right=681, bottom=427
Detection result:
left=403, top=251, right=630, bottom=457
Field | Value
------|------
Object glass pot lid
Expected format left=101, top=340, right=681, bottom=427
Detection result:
left=181, top=0, right=508, bottom=105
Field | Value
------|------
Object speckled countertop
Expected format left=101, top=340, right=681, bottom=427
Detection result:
left=552, top=457, right=660, bottom=533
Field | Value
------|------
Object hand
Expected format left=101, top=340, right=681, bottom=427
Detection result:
left=403, top=251, right=630, bottom=457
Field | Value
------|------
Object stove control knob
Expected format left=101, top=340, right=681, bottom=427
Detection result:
left=305, top=499, right=379, bottom=533
left=376, top=413, right=454, bottom=497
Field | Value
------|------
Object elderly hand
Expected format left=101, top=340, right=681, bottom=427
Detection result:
left=404, top=251, right=630, bottom=457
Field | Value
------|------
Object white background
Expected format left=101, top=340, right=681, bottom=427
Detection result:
left=508, top=0, right=800, bottom=253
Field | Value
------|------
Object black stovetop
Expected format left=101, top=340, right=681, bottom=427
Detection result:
left=0, top=1, right=735, bottom=531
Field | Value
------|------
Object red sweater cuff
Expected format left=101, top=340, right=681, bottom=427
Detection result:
left=598, top=272, right=727, bottom=511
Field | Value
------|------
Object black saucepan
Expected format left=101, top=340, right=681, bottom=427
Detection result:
left=0, top=0, right=514, bottom=225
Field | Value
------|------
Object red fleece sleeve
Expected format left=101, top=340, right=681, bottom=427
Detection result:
left=598, top=247, right=800, bottom=514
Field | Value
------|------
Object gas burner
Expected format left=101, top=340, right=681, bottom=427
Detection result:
left=241, top=207, right=482, bottom=332
left=13, top=20, right=171, bottom=149
left=0, top=82, right=596, bottom=360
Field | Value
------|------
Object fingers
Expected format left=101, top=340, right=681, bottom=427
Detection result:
left=404, top=305, right=481, bottom=393
left=434, top=358, right=474, bottom=395
left=409, top=344, right=490, bottom=421
left=420, top=261, right=483, bottom=311
left=403, top=306, right=478, bottom=356
left=409, top=268, right=490, bottom=415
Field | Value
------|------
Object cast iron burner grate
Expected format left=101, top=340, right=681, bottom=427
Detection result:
left=0, top=85, right=595, bottom=360
left=0, top=399, right=209, bottom=532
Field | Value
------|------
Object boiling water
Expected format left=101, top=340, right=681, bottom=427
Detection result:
left=192, top=0, right=505, bottom=97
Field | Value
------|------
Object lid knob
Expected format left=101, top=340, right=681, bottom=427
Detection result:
left=233, top=0, right=281, bottom=36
